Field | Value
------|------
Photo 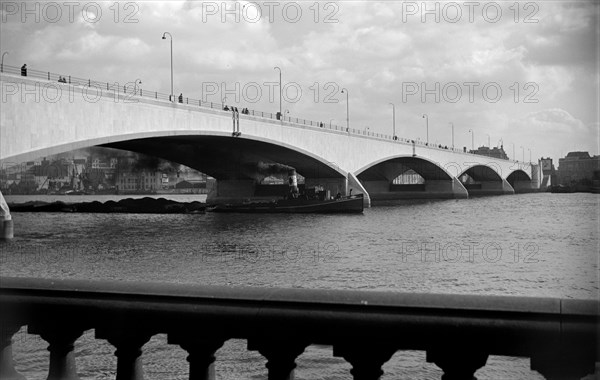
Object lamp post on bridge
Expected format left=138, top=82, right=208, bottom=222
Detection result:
left=511, top=143, right=515, bottom=161
left=134, top=79, right=142, bottom=95
left=422, top=114, right=429, bottom=144
left=389, top=102, right=396, bottom=139
left=486, top=134, right=490, bottom=148
left=274, top=66, right=282, bottom=120
left=161, top=32, right=173, bottom=102
left=1, top=51, right=7, bottom=73
left=449, top=122, right=454, bottom=149
left=341, top=88, right=349, bottom=132
left=520, top=145, right=525, bottom=162
left=468, top=129, right=474, bottom=151
left=528, top=148, right=532, bottom=163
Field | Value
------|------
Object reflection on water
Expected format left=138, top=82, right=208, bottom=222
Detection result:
left=1, top=193, right=598, bottom=379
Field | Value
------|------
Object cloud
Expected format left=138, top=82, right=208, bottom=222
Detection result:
left=505, top=109, right=597, bottom=160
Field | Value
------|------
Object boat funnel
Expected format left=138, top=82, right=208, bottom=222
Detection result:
left=288, top=169, right=299, bottom=197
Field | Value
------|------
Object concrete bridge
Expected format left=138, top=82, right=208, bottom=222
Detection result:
left=0, top=69, right=535, bottom=211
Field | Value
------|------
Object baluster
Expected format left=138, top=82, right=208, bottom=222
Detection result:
left=248, top=339, right=308, bottom=380
left=168, top=334, right=226, bottom=380
left=333, top=342, right=397, bottom=380
left=96, top=330, right=152, bottom=380
left=426, top=348, right=488, bottom=380
left=0, top=324, right=26, bottom=380
left=29, top=323, right=86, bottom=380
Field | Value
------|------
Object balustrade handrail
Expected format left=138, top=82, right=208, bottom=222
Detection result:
left=0, top=64, right=523, bottom=162
left=0, top=276, right=597, bottom=380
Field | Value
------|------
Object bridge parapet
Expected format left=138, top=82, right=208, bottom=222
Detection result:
left=0, top=277, right=597, bottom=380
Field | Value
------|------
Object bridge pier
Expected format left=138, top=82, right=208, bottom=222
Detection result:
left=0, top=190, right=13, bottom=240
left=348, top=173, right=371, bottom=207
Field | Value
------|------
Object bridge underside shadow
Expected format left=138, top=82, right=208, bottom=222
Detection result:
left=507, top=170, right=534, bottom=193
left=356, top=157, right=468, bottom=201
left=102, top=135, right=357, bottom=204
left=460, top=165, right=514, bottom=196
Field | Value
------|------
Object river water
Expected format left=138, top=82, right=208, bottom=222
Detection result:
left=1, top=193, right=598, bottom=379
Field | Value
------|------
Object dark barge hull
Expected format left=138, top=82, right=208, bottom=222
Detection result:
left=208, top=194, right=364, bottom=214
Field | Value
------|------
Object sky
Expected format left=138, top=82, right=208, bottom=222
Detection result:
left=1, top=0, right=598, bottom=164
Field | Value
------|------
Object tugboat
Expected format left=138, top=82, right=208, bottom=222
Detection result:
left=208, top=169, right=364, bottom=214
left=207, top=194, right=364, bottom=214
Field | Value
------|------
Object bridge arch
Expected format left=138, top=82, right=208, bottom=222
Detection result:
left=1, top=131, right=347, bottom=179
left=356, top=155, right=453, bottom=181
left=506, top=170, right=533, bottom=193
left=102, top=131, right=347, bottom=179
left=98, top=131, right=352, bottom=204
left=355, top=155, right=468, bottom=200
left=459, top=165, right=514, bottom=196
left=459, top=164, right=503, bottom=183
left=1, top=130, right=354, bottom=204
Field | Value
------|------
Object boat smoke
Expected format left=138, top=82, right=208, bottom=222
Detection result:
left=255, top=161, right=295, bottom=175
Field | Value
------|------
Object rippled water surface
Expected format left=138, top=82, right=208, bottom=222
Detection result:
left=2, top=192, right=598, bottom=379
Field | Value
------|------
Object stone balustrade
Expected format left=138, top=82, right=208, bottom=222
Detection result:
left=0, top=277, right=597, bottom=380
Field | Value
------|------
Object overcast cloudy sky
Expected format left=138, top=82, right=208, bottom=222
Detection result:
left=1, top=1, right=598, bottom=163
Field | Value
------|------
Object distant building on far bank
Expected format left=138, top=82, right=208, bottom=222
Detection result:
left=469, top=145, right=509, bottom=160
left=557, top=152, right=600, bottom=185
left=538, top=157, right=556, bottom=190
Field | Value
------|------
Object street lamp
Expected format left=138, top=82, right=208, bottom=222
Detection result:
left=1, top=51, right=7, bottom=73
left=511, top=143, right=515, bottom=161
left=161, top=32, right=173, bottom=102
left=389, top=102, right=396, bottom=139
left=274, top=66, right=282, bottom=119
left=422, top=114, right=429, bottom=144
left=449, top=122, right=454, bottom=149
left=341, top=88, right=349, bottom=131
left=468, top=129, right=474, bottom=151
left=528, top=148, right=532, bottom=163
left=486, top=134, right=490, bottom=147
left=520, top=145, right=525, bottom=162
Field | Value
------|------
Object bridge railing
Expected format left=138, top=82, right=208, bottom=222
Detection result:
left=1, top=63, right=519, bottom=160
left=0, top=277, right=597, bottom=380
